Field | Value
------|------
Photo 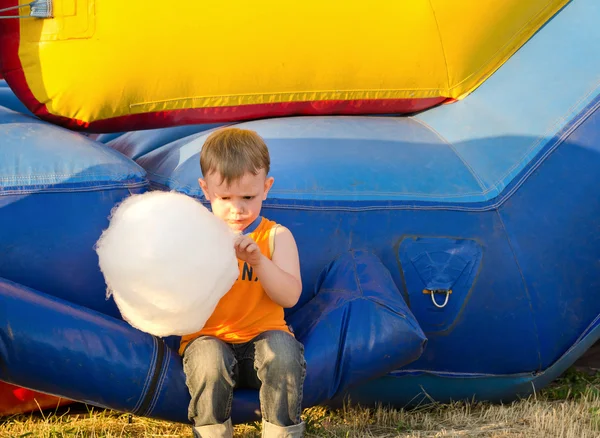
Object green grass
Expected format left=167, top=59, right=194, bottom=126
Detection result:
left=542, top=367, right=600, bottom=401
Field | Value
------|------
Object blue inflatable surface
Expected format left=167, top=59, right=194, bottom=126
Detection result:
left=0, top=80, right=32, bottom=115
left=0, top=0, right=599, bottom=426
left=105, top=124, right=227, bottom=160
left=131, top=0, right=600, bottom=411
left=0, top=106, right=147, bottom=317
left=0, top=251, right=426, bottom=423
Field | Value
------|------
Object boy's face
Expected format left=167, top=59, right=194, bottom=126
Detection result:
left=199, top=170, right=274, bottom=232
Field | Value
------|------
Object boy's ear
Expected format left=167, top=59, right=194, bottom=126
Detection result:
left=198, top=178, right=210, bottom=200
left=263, top=176, right=274, bottom=200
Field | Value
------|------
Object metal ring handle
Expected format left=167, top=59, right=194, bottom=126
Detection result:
left=430, top=291, right=450, bottom=308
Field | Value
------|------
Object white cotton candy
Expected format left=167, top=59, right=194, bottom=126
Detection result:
left=95, top=191, right=239, bottom=337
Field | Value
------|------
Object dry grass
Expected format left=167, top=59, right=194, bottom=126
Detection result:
left=2, top=369, right=600, bottom=438
left=299, top=394, right=600, bottom=437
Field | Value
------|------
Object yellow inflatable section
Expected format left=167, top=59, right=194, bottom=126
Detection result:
left=0, top=0, right=568, bottom=131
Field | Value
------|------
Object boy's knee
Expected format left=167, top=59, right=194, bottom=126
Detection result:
left=184, top=337, right=236, bottom=385
left=255, top=331, right=305, bottom=377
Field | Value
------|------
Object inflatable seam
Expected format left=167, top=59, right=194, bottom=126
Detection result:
left=0, top=181, right=148, bottom=196
left=133, top=336, right=158, bottom=414
left=146, top=350, right=170, bottom=416
left=330, top=306, right=350, bottom=399
left=426, top=0, right=450, bottom=95
left=0, top=173, right=140, bottom=181
left=311, top=292, right=407, bottom=325
left=482, top=80, right=600, bottom=198
left=411, top=117, right=487, bottom=191
left=394, top=316, right=600, bottom=380
left=148, top=171, right=492, bottom=199
left=129, top=90, right=451, bottom=112
left=574, top=313, right=600, bottom=344
left=495, top=210, right=543, bottom=371
left=390, top=369, right=534, bottom=378
left=134, top=337, right=165, bottom=416
left=489, top=92, right=600, bottom=207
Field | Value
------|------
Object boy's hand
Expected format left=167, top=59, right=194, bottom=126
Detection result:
left=234, top=235, right=263, bottom=266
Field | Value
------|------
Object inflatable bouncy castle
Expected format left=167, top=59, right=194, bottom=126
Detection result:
left=1, top=0, right=600, bottom=425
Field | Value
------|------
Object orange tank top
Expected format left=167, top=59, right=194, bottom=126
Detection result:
left=179, top=217, right=292, bottom=354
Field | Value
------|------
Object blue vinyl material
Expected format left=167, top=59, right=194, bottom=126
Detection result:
left=128, top=0, right=600, bottom=415
left=0, top=107, right=147, bottom=317
left=288, top=251, right=426, bottom=406
left=0, top=250, right=426, bottom=423
left=0, top=89, right=32, bottom=115
left=0, top=277, right=190, bottom=422
left=129, top=99, right=600, bottom=415
left=1, top=0, right=600, bottom=424
left=342, top=314, right=600, bottom=408
left=417, top=0, right=600, bottom=203
left=94, top=133, right=125, bottom=143
left=105, top=123, right=227, bottom=160
left=138, top=116, right=486, bottom=202
left=398, top=237, right=483, bottom=333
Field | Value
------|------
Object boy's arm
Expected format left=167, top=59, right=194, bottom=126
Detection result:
left=234, top=227, right=302, bottom=308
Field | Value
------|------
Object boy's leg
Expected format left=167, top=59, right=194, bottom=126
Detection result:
left=248, top=330, right=306, bottom=437
left=183, top=336, right=237, bottom=438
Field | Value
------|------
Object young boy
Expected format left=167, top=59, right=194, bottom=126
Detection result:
left=179, top=128, right=306, bottom=438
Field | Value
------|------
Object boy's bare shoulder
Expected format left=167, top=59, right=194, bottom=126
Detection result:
left=274, top=224, right=293, bottom=236
left=273, top=225, right=297, bottom=245
left=271, top=225, right=301, bottom=280
left=271, top=225, right=299, bottom=256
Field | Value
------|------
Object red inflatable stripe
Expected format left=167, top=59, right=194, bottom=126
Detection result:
left=82, top=97, right=448, bottom=133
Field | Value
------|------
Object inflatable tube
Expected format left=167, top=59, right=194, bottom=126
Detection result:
left=289, top=251, right=426, bottom=407
left=0, top=86, right=66, bottom=413
left=0, top=277, right=190, bottom=422
left=0, top=106, right=147, bottom=415
left=0, top=249, right=425, bottom=423
left=106, top=124, right=227, bottom=161
left=0, top=0, right=568, bottom=131
left=0, top=106, right=147, bottom=318
left=92, top=132, right=125, bottom=144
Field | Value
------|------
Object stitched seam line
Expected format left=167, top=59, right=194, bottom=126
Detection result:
left=133, top=336, right=157, bottom=413
left=0, top=181, right=148, bottom=196
left=427, top=0, right=450, bottom=95
left=147, top=353, right=170, bottom=414
left=496, top=209, right=543, bottom=371
left=130, top=90, right=450, bottom=109
left=412, top=117, right=487, bottom=191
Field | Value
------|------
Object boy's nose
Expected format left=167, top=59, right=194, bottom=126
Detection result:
left=231, top=202, right=244, bottom=214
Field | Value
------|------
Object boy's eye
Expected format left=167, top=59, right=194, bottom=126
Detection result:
left=243, top=196, right=255, bottom=200
left=221, top=197, right=230, bottom=200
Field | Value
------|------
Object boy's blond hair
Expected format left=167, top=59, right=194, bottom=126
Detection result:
left=200, top=128, right=270, bottom=186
